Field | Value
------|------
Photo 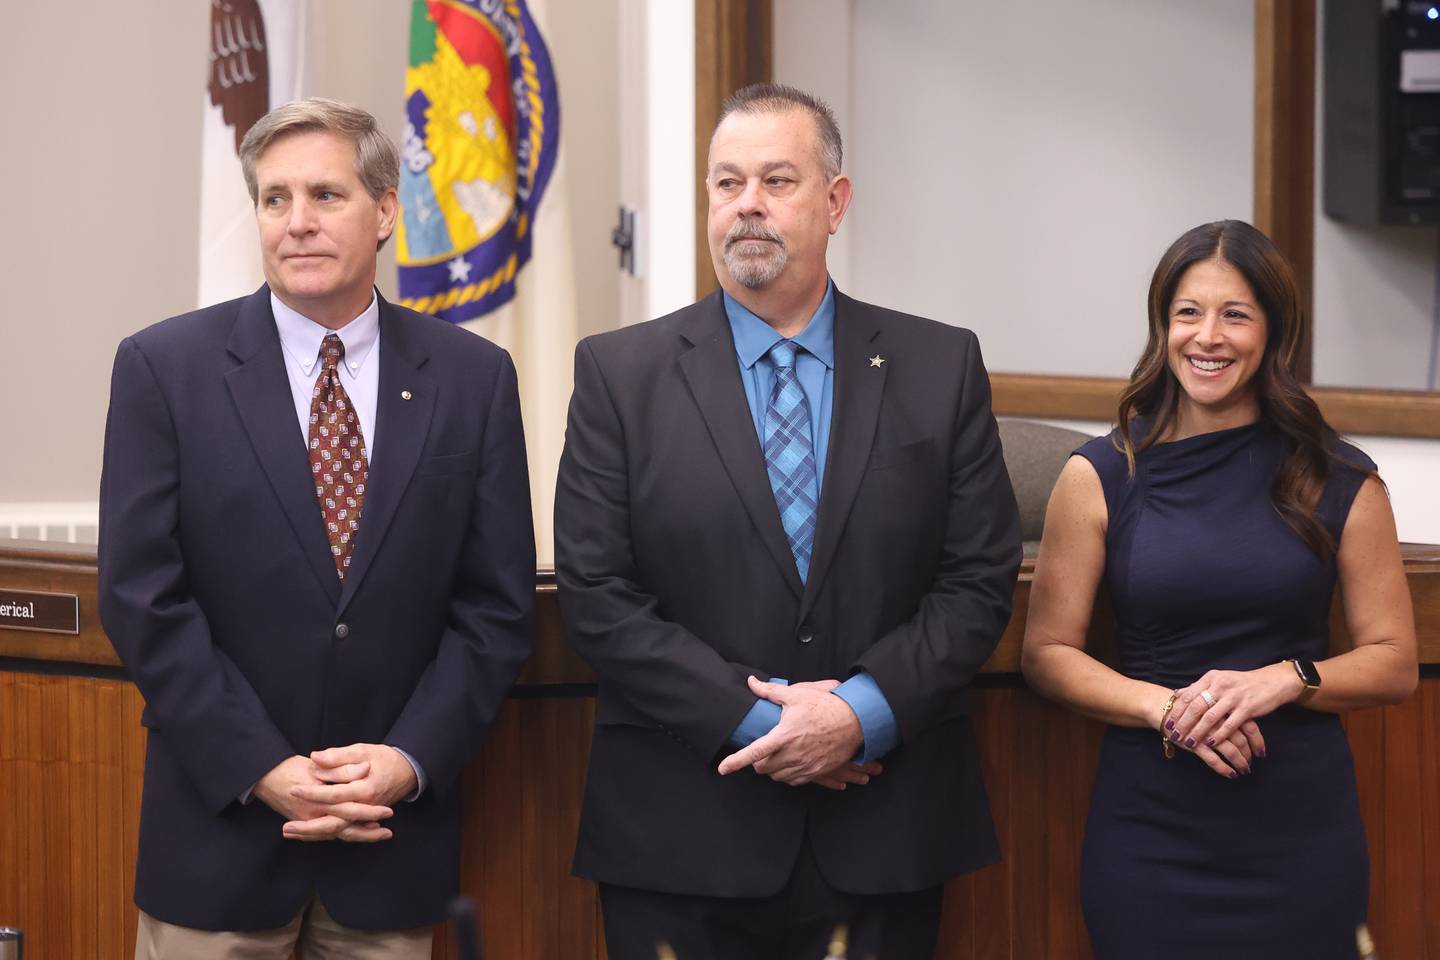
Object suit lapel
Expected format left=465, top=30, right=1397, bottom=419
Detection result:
left=337, top=297, right=435, bottom=616
left=800, top=292, right=885, bottom=621
left=224, top=288, right=342, bottom=606
left=677, top=294, right=804, bottom=600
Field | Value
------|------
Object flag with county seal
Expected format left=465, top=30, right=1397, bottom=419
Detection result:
left=398, top=0, right=560, bottom=324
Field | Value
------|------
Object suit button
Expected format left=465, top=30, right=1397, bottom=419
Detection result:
left=334, top=623, right=350, bottom=639
left=798, top=631, right=813, bottom=644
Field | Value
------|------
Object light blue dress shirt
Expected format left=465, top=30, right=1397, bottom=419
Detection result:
left=721, top=284, right=898, bottom=765
left=271, top=291, right=381, bottom=452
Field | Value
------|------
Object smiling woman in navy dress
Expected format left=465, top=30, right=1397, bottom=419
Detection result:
left=1021, top=220, right=1418, bottom=959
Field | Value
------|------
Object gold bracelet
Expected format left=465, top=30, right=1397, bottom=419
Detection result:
left=1158, top=692, right=1180, bottom=760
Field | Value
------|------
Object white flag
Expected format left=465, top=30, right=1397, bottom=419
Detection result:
left=454, top=0, right=571, bottom=565
left=197, top=0, right=309, bottom=307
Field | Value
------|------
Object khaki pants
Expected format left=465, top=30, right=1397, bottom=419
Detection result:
left=135, top=898, right=432, bottom=960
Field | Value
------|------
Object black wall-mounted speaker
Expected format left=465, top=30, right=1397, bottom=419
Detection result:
left=1324, top=0, right=1440, bottom=224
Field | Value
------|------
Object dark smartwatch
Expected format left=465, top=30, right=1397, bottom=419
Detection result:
left=1288, top=658, right=1321, bottom=701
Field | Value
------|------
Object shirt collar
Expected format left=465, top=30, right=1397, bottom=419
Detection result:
left=722, top=279, right=836, bottom=370
left=271, top=290, right=381, bottom=377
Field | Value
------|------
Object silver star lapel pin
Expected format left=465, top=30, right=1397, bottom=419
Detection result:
left=869, top=354, right=885, bottom=368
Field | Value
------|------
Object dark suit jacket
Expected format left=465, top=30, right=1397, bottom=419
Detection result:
left=97, top=286, right=535, bottom=931
left=554, top=289, right=1022, bottom=897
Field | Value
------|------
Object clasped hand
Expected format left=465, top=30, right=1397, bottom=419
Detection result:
left=1163, top=664, right=1299, bottom=779
left=717, top=676, right=881, bottom=790
left=254, top=743, right=418, bottom=843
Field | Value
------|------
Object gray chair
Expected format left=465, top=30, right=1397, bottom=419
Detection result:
left=997, top=418, right=1101, bottom=547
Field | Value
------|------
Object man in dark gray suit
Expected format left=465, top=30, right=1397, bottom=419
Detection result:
left=555, top=83, right=1022, bottom=959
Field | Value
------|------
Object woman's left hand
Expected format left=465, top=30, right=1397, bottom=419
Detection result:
left=1168, top=664, right=1301, bottom=758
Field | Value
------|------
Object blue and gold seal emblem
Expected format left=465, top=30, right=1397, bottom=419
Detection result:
left=398, top=0, right=559, bottom=323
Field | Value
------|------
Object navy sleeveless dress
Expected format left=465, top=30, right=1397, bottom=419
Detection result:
left=1075, top=421, right=1374, bottom=959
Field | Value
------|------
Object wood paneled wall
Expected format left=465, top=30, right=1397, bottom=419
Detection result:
left=0, top=672, right=143, bottom=959
left=6, top=671, right=1440, bottom=960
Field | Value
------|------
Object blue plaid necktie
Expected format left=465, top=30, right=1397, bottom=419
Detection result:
left=763, top=340, right=819, bottom=582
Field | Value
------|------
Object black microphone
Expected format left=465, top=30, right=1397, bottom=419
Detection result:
left=0, top=927, right=22, bottom=960
left=448, top=896, right=482, bottom=960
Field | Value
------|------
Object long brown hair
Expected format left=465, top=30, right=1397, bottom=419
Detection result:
left=1115, top=220, right=1369, bottom=559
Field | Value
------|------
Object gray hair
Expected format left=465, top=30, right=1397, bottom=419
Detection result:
left=715, top=83, right=843, bottom=179
left=239, top=97, right=400, bottom=206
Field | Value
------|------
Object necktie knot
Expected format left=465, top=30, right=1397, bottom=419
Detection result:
left=319, top=334, right=346, bottom=371
left=769, top=340, right=798, bottom=371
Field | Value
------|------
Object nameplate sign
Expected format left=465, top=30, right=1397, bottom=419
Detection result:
left=0, top=588, right=80, bottom=635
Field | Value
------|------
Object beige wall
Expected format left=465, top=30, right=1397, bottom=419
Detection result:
left=776, top=0, right=1255, bottom=378
left=0, top=0, right=620, bottom=505
left=1, top=1, right=208, bottom=501
left=531, top=0, right=621, bottom=341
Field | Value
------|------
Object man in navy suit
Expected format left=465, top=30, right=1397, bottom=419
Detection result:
left=98, top=98, right=534, bottom=958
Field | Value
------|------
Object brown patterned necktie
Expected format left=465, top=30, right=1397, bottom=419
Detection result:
left=308, top=334, right=369, bottom=580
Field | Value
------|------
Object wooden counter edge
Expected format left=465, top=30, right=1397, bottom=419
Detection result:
left=2, top=541, right=1437, bottom=677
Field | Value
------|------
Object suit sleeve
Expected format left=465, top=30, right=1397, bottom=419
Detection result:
left=97, top=337, right=295, bottom=815
left=852, top=333, right=1022, bottom=741
left=554, top=339, right=760, bottom=760
left=383, top=351, right=535, bottom=798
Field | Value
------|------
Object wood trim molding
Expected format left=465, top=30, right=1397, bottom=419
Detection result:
left=1254, top=0, right=1317, bottom=381
left=694, top=0, right=772, bottom=301
left=989, top=374, right=1122, bottom=424
left=1309, top=385, right=1440, bottom=439
left=990, top=372, right=1440, bottom=440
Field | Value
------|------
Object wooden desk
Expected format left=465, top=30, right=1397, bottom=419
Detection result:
left=2, top=542, right=1437, bottom=958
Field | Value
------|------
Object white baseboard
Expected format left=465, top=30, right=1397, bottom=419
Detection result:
left=0, top=502, right=100, bottom=544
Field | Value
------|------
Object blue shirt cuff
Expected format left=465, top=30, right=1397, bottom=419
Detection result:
left=833, top=672, right=898, bottom=763
left=390, top=745, right=426, bottom=801
left=728, top=677, right=788, bottom=748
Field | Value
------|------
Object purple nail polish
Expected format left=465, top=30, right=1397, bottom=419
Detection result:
left=1256, top=749, right=1266, bottom=759
left=1165, top=720, right=1175, bottom=730
left=1205, top=738, right=1216, bottom=747
left=1229, top=771, right=1239, bottom=779
left=1185, top=738, right=1195, bottom=748
left=1169, top=731, right=1180, bottom=742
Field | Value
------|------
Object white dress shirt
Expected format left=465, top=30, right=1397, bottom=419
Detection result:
left=270, top=291, right=381, bottom=454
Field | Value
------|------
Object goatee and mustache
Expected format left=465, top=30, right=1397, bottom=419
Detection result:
left=723, top=219, right=787, bottom=288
